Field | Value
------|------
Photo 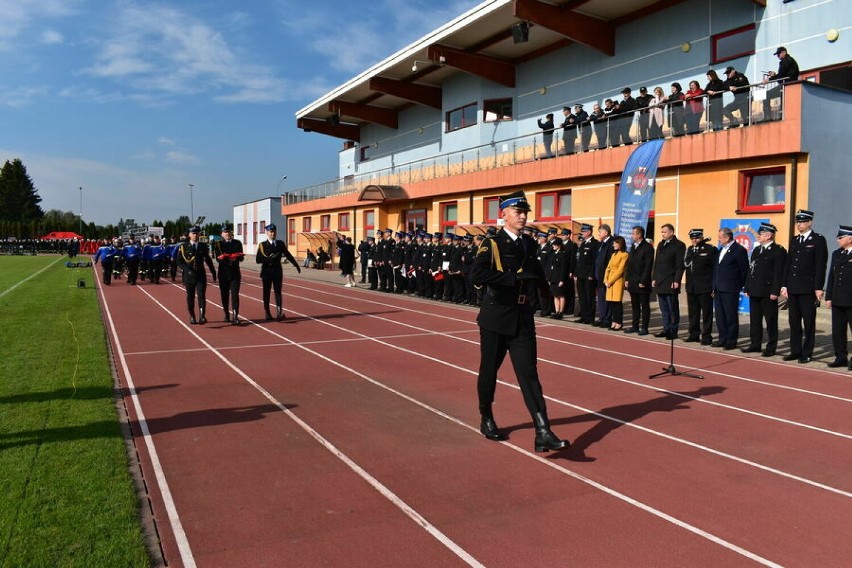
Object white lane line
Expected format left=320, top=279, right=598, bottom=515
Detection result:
left=137, top=285, right=486, bottom=568
left=225, top=281, right=852, bottom=498
left=0, top=256, right=64, bottom=298
left=199, top=287, right=786, bottom=567
left=96, top=276, right=196, bottom=567
left=284, top=279, right=852, bottom=402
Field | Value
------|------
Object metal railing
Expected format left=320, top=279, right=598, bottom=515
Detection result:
left=283, top=82, right=785, bottom=206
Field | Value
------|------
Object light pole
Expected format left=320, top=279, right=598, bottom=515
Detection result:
left=188, top=183, right=195, bottom=223
left=78, top=186, right=83, bottom=235
left=276, top=175, right=288, bottom=204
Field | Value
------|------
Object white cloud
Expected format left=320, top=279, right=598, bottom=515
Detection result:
left=0, top=85, right=51, bottom=108
left=157, top=137, right=176, bottom=146
left=40, top=29, right=64, bottom=45
left=165, top=150, right=200, bottom=165
left=0, top=0, right=79, bottom=48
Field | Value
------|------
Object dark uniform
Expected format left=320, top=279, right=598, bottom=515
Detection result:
left=213, top=228, right=244, bottom=324
left=825, top=225, right=852, bottom=369
left=471, top=191, right=568, bottom=452
left=684, top=230, right=718, bottom=344
left=722, top=66, right=751, bottom=127
left=743, top=223, right=787, bottom=356
left=536, top=234, right=552, bottom=316
left=782, top=210, right=828, bottom=363
left=560, top=229, right=577, bottom=316
left=625, top=236, right=654, bottom=334
left=256, top=223, right=300, bottom=320
left=122, top=238, right=143, bottom=285
left=176, top=227, right=216, bottom=324
left=574, top=225, right=598, bottom=324
left=366, top=237, right=378, bottom=290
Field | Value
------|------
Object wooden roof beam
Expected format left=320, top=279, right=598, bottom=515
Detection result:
left=297, top=118, right=360, bottom=142
left=513, top=0, right=615, bottom=56
left=329, top=101, right=398, bottom=129
left=368, top=77, right=443, bottom=109
left=428, top=44, right=516, bottom=88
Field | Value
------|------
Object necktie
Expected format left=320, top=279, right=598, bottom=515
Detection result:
left=798, top=235, right=804, bottom=244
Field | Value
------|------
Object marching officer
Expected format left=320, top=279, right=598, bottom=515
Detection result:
left=122, top=236, right=143, bottom=285
left=93, top=238, right=118, bottom=285
left=781, top=209, right=828, bottom=363
left=683, top=229, right=718, bottom=344
left=255, top=223, right=300, bottom=320
left=742, top=223, right=787, bottom=356
left=176, top=226, right=216, bottom=324
left=470, top=190, right=569, bottom=452
left=825, top=225, right=852, bottom=370
left=147, top=236, right=167, bottom=284
left=214, top=225, right=244, bottom=324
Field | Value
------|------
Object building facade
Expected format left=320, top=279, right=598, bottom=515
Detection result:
left=284, top=0, right=851, bottom=254
left=233, top=197, right=285, bottom=251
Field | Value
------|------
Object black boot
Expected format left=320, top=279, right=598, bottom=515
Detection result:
left=265, top=309, right=273, bottom=321
left=231, top=310, right=239, bottom=325
left=533, top=411, right=569, bottom=452
left=277, top=306, right=285, bottom=320
left=189, top=313, right=196, bottom=325
left=199, top=308, right=207, bottom=325
left=224, top=312, right=231, bottom=322
left=479, top=406, right=506, bottom=441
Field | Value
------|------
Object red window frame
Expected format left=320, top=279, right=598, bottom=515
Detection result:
left=440, top=201, right=458, bottom=233
left=535, top=191, right=572, bottom=221
left=338, top=212, right=350, bottom=231
left=711, top=23, right=756, bottom=64
left=483, top=197, right=500, bottom=223
left=737, top=167, right=786, bottom=213
left=302, top=217, right=312, bottom=232
left=320, top=214, right=331, bottom=231
left=287, top=218, right=296, bottom=245
left=403, top=209, right=426, bottom=232
left=445, top=103, right=478, bottom=132
left=363, top=209, right=375, bottom=238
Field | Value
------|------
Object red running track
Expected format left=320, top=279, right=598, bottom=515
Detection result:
left=94, top=267, right=852, bottom=567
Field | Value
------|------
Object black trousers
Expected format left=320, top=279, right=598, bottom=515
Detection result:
left=687, top=291, right=713, bottom=340
left=360, top=261, right=368, bottom=282
left=787, top=293, right=818, bottom=357
left=477, top=320, right=546, bottom=417
left=394, top=267, right=406, bottom=292
left=185, top=277, right=207, bottom=316
left=714, top=291, right=740, bottom=346
left=564, top=277, right=575, bottom=315
left=101, top=260, right=113, bottom=284
left=368, top=266, right=378, bottom=289
left=150, top=259, right=163, bottom=284
left=629, top=290, right=650, bottom=330
left=578, top=278, right=596, bottom=321
left=262, top=274, right=282, bottom=312
left=747, top=295, right=779, bottom=351
left=126, top=258, right=140, bottom=284
left=219, top=273, right=241, bottom=314
left=830, top=304, right=852, bottom=361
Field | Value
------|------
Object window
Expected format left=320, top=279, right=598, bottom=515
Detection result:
left=338, top=212, right=350, bottom=231
left=484, top=98, right=513, bottom=122
left=483, top=197, right=500, bottom=223
left=360, top=145, right=372, bottom=161
left=320, top=214, right=330, bottom=231
left=712, top=24, right=756, bottom=64
left=446, top=103, right=477, bottom=132
left=403, top=209, right=426, bottom=232
left=302, top=217, right=312, bottom=232
left=363, top=209, right=375, bottom=238
left=536, top=191, right=572, bottom=221
left=253, top=222, right=257, bottom=237
left=287, top=218, right=296, bottom=245
left=259, top=220, right=265, bottom=232
left=440, top=201, right=458, bottom=232
left=242, top=223, right=248, bottom=239
left=237, top=224, right=242, bottom=236
left=738, top=167, right=786, bottom=213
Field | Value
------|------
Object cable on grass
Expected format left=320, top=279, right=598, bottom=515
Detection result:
left=66, top=312, right=80, bottom=399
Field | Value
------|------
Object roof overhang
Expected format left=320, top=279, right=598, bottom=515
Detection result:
left=358, top=185, right=410, bottom=202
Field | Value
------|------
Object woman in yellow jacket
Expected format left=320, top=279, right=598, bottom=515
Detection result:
left=604, top=235, right=629, bottom=330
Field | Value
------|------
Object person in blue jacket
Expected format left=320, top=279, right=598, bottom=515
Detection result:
left=94, top=239, right=118, bottom=285
left=122, top=236, right=143, bottom=285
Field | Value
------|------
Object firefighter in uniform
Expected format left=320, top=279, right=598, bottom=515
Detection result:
left=574, top=224, right=598, bottom=324
left=256, top=223, right=300, bottom=320
left=825, top=225, right=852, bottom=370
left=214, top=225, right=244, bottom=324
left=781, top=209, right=828, bottom=363
left=683, top=229, right=718, bottom=344
left=471, top=190, right=569, bottom=452
left=742, top=223, right=787, bottom=356
left=176, top=226, right=216, bottom=324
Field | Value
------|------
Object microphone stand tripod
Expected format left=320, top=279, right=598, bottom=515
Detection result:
left=649, top=336, right=704, bottom=380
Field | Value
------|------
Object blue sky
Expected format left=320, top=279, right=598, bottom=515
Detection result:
left=0, top=0, right=479, bottom=226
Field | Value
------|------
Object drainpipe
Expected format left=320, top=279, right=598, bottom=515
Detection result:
left=788, top=155, right=798, bottom=240
left=469, top=191, right=474, bottom=224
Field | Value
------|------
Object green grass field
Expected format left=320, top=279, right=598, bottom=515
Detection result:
left=0, top=256, right=150, bottom=568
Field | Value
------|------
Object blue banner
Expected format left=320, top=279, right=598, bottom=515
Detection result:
left=614, top=139, right=665, bottom=240
left=720, top=217, right=768, bottom=314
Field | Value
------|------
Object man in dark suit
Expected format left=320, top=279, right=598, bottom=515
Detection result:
left=594, top=224, right=614, bottom=326
left=743, top=223, right=788, bottom=357
left=652, top=223, right=686, bottom=339
left=573, top=223, right=598, bottom=324
left=713, top=227, right=749, bottom=349
left=825, top=225, right=852, bottom=370
left=470, top=190, right=569, bottom=452
left=624, top=225, right=653, bottom=335
left=256, top=224, right=301, bottom=321
left=781, top=209, right=828, bottom=363
left=560, top=228, right=577, bottom=316
left=684, top=228, right=718, bottom=344
left=214, top=225, right=244, bottom=325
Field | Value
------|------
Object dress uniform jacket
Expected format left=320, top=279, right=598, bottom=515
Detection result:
left=625, top=240, right=653, bottom=292
left=653, top=237, right=686, bottom=294
left=177, top=241, right=215, bottom=283
left=784, top=232, right=828, bottom=294
left=604, top=251, right=628, bottom=302
left=746, top=243, right=787, bottom=297
left=471, top=229, right=546, bottom=335
left=826, top=249, right=852, bottom=306
left=684, top=241, right=718, bottom=294
left=214, top=239, right=244, bottom=279
left=256, top=240, right=298, bottom=277
left=574, top=238, right=598, bottom=279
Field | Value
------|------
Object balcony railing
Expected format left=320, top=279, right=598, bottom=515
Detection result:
left=283, top=82, right=787, bottom=206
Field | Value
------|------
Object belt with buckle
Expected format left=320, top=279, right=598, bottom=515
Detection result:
left=517, top=294, right=527, bottom=304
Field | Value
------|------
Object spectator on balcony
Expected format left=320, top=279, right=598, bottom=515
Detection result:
left=636, top=86, right=653, bottom=142
left=666, top=82, right=686, bottom=136
left=614, top=87, right=637, bottom=146
left=649, top=87, right=666, bottom=139
left=574, top=103, right=591, bottom=152
left=589, top=103, right=607, bottom=150
left=704, top=69, right=726, bottom=131
left=763, top=46, right=799, bottom=121
left=560, top=106, right=578, bottom=155
left=684, top=80, right=706, bottom=134
left=602, top=98, right=617, bottom=147
left=537, top=113, right=555, bottom=158
left=722, top=66, right=751, bottom=127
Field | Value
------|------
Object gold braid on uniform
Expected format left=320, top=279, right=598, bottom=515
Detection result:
left=256, top=242, right=267, bottom=258
left=180, top=244, right=197, bottom=265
